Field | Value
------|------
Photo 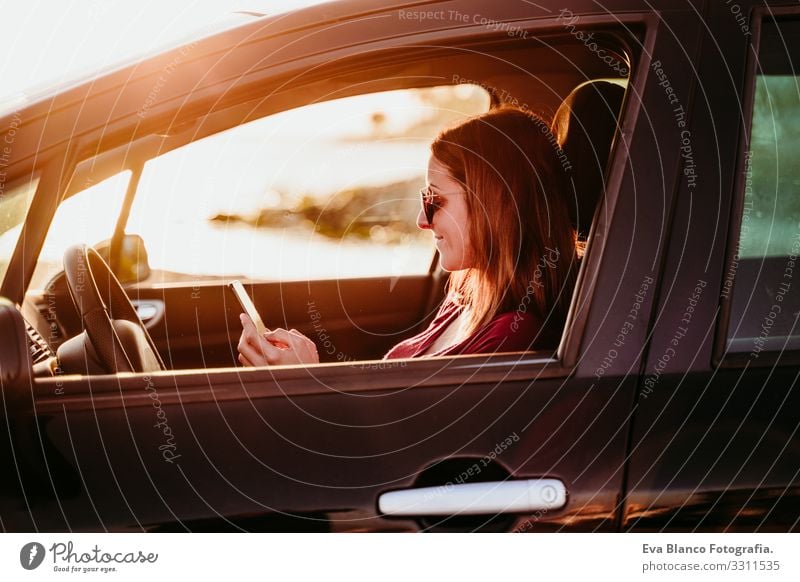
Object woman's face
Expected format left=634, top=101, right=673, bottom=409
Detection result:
left=418, top=156, right=473, bottom=271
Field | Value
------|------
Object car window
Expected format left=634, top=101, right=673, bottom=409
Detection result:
left=29, top=171, right=130, bottom=290
left=724, top=17, right=800, bottom=355
left=124, top=85, right=490, bottom=284
left=0, top=176, right=39, bottom=284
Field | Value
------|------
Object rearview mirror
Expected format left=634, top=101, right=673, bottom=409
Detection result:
left=94, top=234, right=151, bottom=284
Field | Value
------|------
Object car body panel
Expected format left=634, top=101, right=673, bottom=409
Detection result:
left=622, top=0, right=800, bottom=531
left=6, top=365, right=629, bottom=531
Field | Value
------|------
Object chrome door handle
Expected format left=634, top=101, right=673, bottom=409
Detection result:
left=378, top=478, right=566, bottom=516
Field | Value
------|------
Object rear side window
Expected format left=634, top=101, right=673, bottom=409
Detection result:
left=725, top=17, right=800, bottom=356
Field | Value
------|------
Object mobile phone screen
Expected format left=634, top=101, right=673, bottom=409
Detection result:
left=228, top=280, right=267, bottom=335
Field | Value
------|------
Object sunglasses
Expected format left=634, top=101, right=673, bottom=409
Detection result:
left=420, top=186, right=442, bottom=225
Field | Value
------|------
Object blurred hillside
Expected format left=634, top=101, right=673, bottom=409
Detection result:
left=209, top=178, right=423, bottom=243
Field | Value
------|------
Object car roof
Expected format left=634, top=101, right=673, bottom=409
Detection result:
left=0, top=0, right=709, bottom=121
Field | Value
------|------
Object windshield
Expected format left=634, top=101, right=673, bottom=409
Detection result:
left=0, top=177, right=39, bottom=284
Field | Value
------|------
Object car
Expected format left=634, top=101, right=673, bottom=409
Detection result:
left=0, top=0, right=797, bottom=532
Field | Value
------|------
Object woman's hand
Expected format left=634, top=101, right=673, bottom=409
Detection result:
left=237, top=314, right=319, bottom=366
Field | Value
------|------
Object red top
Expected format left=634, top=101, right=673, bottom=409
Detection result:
left=383, top=299, right=559, bottom=359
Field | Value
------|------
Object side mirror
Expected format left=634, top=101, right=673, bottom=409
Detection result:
left=95, top=234, right=152, bottom=284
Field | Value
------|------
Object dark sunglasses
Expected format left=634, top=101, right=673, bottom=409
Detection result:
left=420, top=187, right=442, bottom=225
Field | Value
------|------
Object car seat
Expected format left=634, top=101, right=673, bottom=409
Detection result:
left=551, top=79, right=626, bottom=240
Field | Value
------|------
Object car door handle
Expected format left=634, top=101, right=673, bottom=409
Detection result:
left=378, top=478, right=566, bottom=516
left=132, top=299, right=165, bottom=328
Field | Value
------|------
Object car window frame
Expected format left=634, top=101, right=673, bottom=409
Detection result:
left=1, top=147, right=77, bottom=304
left=23, top=12, right=650, bottom=389
left=715, top=5, right=800, bottom=369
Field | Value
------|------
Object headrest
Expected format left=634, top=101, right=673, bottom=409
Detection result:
left=552, top=80, right=625, bottom=238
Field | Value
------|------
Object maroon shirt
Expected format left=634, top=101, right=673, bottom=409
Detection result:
left=384, top=299, right=558, bottom=359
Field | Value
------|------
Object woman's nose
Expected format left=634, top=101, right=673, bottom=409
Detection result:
left=416, top=207, right=432, bottom=230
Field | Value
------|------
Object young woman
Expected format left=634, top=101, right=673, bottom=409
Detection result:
left=237, top=106, right=578, bottom=366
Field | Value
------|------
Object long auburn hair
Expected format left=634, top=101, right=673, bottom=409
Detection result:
left=430, top=106, right=578, bottom=337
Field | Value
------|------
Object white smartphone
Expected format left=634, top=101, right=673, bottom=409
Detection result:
left=228, top=280, right=267, bottom=336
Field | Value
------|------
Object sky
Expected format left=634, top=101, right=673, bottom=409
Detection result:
left=0, top=0, right=329, bottom=108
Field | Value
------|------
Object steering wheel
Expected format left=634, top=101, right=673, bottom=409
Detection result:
left=63, top=244, right=165, bottom=373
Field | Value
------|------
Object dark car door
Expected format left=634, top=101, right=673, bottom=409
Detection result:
left=1, top=0, right=701, bottom=532
left=623, top=3, right=800, bottom=532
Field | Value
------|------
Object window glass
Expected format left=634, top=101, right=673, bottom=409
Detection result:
left=726, top=19, right=800, bottom=354
left=125, top=85, right=490, bottom=283
left=29, top=171, right=130, bottom=290
left=0, top=176, right=39, bottom=283
left=738, top=75, right=800, bottom=258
